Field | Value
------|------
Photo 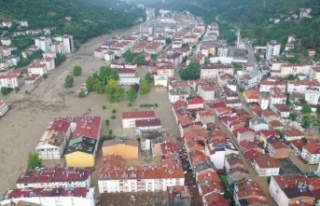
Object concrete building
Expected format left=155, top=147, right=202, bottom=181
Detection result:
left=200, top=64, right=234, bottom=79
left=198, top=84, right=215, bottom=101
left=0, top=73, right=19, bottom=89
left=28, top=62, right=48, bottom=76
left=301, top=143, right=320, bottom=164
left=98, top=154, right=184, bottom=193
left=253, top=155, right=280, bottom=176
left=122, top=111, right=156, bottom=128
left=266, top=40, right=281, bottom=60
left=1, top=187, right=95, bottom=206
left=16, top=167, right=91, bottom=189
left=65, top=116, right=102, bottom=167
left=154, top=75, right=168, bottom=88
left=269, top=175, right=317, bottom=206
left=0, top=100, right=9, bottom=117
left=35, top=37, right=52, bottom=52
left=35, top=118, right=72, bottom=159
left=233, top=179, right=267, bottom=206
left=102, top=139, right=139, bottom=160
left=135, top=118, right=162, bottom=135
left=305, top=88, right=320, bottom=105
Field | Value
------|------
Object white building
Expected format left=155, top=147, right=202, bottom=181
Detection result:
left=54, top=35, right=74, bottom=53
left=19, top=20, right=29, bottom=27
left=1, top=38, right=11, bottom=46
left=168, top=88, right=190, bottom=103
left=154, top=75, right=168, bottom=88
left=63, top=35, right=75, bottom=53
left=198, top=84, right=215, bottom=101
left=253, top=155, right=280, bottom=176
left=205, top=141, right=239, bottom=170
left=0, top=73, right=19, bottom=89
left=301, top=143, right=320, bottom=164
left=249, top=118, right=269, bottom=132
left=217, top=46, right=228, bottom=57
left=266, top=40, right=281, bottom=60
left=259, top=94, right=270, bottom=110
left=98, top=154, right=184, bottom=193
left=35, top=37, right=52, bottom=52
left=35, top=118, right=72, bottom=159
left=16, top=167, right=91, bottom=189
left=259, top=79, right=286, bottom=93
left=269, top=175, right=316, bottom=206
left=0, top=101, right=9, bottom=117
left=40, top=57, right=55, bottom=71
left=28, top=62, right=47, bottom=76
left=122, top=111, right=156, bottom=128
left=305, top=88, right=320, bottom=105
left=287, top=79, right=320, bottom=94
left=135, top=118, right=162, bottom=135
left=1, top=187, right=95, bottom=206
left=200, top=64, right=234, bottom=79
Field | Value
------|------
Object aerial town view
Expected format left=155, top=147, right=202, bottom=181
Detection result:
left=0, top=0, right=320, bottom=206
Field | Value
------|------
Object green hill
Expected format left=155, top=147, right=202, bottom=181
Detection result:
left=0, top=0, right=145, bottom=43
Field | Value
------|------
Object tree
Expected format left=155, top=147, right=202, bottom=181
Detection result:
left=42, top=73, right=48, bottom=79
left=55, top=53, right=66, bottom=66
left=78, top=90, right=86, bottom=98
left=105, top=79, right=125, bottom=102
left=301, top=105, right=312, bottom=114
left=127, top=88, right=137, bottom=102
left=14, top=87, right=20, bottom=93
left=27, top=152, right=42, bottom=170
left=151, top=54, right=158, bottom=60
left=0, top=87, right=13, bottom=95
left=302, top=115, right=312, bottom=129
left=275, top=130, right=284, bottom=139
left=135, top=55, right=145, bottom=66
left=139, top=80, right=150, bottom=94
left=145, top=72, right=151, bottom=83
left=105, top=119, right=110, bottom=126
left=289, top=112, right=298, bottom=121
left=239, top=86, right=245, bottom=93
left=165, top=37, right=172, bottom=44
left=178, top=61, right=201, bottom=80
left=73, top=65, right=82, bottom=76
left=64, top=75, right=74, bottom=88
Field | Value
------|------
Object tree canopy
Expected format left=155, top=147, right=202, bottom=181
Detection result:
left=65, top=75, right=74, bottom=88
left=73, top=66, right=82, bottom=76
left=178, top=61, right=201, bottom=80
left=139, top=80, right=151, bottom=94
left=127, top=88, right=137, bottom=102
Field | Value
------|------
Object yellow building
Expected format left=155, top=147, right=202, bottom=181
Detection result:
left=65, top=136, right=98, bottom=167
left=102, top=139, right=138, bottom=159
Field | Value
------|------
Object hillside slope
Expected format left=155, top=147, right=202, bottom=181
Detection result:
left=0, top=0, right=145, bottom=42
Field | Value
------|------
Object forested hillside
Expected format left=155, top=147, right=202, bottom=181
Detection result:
left=0, top=0, right=145, bottom=42
left=131, top=0, right=320, bottom=53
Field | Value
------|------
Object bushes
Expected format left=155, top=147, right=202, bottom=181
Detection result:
left=140, top=103, right=159, bottom=108
left=0, top=87, right=13, bottom=95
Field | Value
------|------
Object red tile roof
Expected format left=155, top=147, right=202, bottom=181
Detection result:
left=304, top=143, right=320, bottom=154
left=71, top=116, right=101, bottom=139
left=122, top=111, right=155, bottom=119
left=4, top=187, right=88, bottom=199
left=135, top=118, right=161, bottom=127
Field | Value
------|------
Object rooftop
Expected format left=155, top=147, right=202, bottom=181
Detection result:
left=122, top=111, right=155, bottom=119
left=135, top=118, right=161, bottom=128
left=254, top=155, right=280, bottom=168
left=16, top=167, right=90, bottom=185
left=71, top=116, right=101, bottom=139
left=4, top=187, right=89, bottom=199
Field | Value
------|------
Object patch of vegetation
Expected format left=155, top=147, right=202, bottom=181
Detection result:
left=73, top=65, right=82, bottom=77
left=140, top=103, right=159, bottom=108
left=178, top=61, right=200, bottom=80
left=0, top=87, right=13, bottom=95
left=27, top=152, right=42, bottom=171
left=0, top=0, right=145, bottom=43
left=64, top=75, right=74, bottom=88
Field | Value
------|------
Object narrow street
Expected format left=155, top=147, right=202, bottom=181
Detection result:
left=179, top=149, right=203, bottom=206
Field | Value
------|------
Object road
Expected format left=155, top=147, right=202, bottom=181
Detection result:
left=213, top=113, right=277, bottom=206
